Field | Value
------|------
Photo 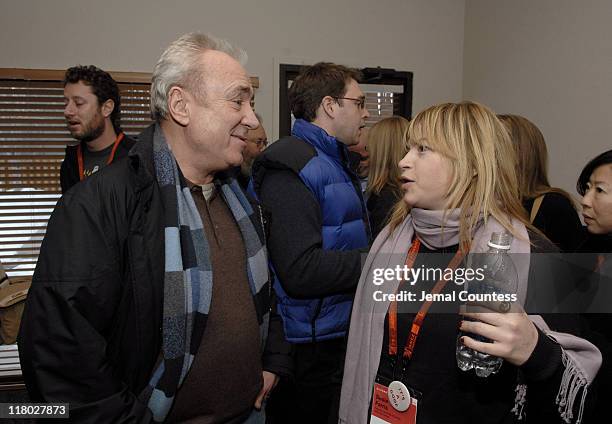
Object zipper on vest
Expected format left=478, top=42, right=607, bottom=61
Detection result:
left=257, top=204, right=273, bottom=311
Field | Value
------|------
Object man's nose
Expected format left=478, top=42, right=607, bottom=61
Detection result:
left=362, top=107, right=370, bottom=119
left=64, top=102, right=75, bottom=117
left=243, top=105, right=259, bottom=130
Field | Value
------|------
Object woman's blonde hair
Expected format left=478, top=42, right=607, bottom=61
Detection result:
left=387, top=102, right=530, bottom=248
left=498, top=114, right=576, bottom=205
left=367, top=116, right=410, bottom=196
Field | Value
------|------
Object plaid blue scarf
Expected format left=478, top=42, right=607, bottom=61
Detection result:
left=143, top=125, right=269, bottom=422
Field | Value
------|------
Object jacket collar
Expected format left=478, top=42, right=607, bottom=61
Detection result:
left=128, top=123, right=241, bottom=192
left=292, top=119, right=349, bottom=163
left=128, top=123, right=157, bottom=192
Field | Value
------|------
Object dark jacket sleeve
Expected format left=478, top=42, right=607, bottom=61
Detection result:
left=258, top=169, right=363, bottom=299
left=244, top=197, right=292, bottom=378
left=261, top=286, right=293, bottom=378
left=18, top=189, right=152, bottom=423
left=519, top=232, right=596, bottom=423
left=519, top=320, right=595, bottom=424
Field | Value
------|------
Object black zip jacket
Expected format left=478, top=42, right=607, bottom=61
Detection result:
left=19, top=125, right=291, bottom=423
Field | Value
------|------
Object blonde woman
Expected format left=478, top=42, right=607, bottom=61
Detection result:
left=499, top=114, right=584, bottom=251
left=366, top=116, right=410, bottom=239
left=339, top=102, right=600, bottom=424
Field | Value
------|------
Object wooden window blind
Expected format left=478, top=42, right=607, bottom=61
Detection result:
left=361, top=83, right=405, bottom=128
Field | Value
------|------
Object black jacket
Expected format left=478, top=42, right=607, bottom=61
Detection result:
left=523, top=192, right=585, bottom=252
left=19, top=125, right=290, bottom=423
left=367, top=185, right=401, bottom=240
left=59, top=133, right=138, bottom=194
left=578, top=233, right=612, bottom=422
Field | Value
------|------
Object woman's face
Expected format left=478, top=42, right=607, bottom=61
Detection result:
left=581, top=164, right=612, bottom=234
left=398, top=140, right=453, bottom=210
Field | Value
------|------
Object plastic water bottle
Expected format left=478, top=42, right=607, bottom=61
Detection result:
left=456, top=232, right=518, bottom=377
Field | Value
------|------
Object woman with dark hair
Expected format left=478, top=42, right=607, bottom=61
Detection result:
left=339, top=102, right=601, bottom=424
left=499, top=114, right=584, bottom=251
left=577, top=149, right=612, bottom=242
left=576, top=149, right=612, bottom=421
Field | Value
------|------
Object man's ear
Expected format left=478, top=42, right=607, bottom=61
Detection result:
left=167, top=87, right=189, bottom=126
left=101, top=99, right=115, bottom=118
left=321, top=95, right=337, bottom=119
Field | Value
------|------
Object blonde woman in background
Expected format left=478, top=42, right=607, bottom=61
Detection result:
left=499, top=114, right=584, bottom=251
left=366, top=116, right=410, bottom=239
left=339, top=102, right=600, bottom=424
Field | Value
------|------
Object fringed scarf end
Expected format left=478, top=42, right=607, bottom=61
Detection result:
left=511, top=383, right=527, bottom=420
left=556, top=349, right=589, bottom=424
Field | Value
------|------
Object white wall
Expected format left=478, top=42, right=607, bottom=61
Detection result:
left=2, top=0, right=608, bottom=194
left=463, top=0, right=612, bottom=195
left=0, top=0, right=466, bottom=139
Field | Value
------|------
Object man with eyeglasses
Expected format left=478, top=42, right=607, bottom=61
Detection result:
left=236, top=112, right=268, bottom=190
left=252, top=62, right=371, bottom=424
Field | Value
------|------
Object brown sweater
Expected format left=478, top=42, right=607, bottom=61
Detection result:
left=166, top=183, right=263, bottom=423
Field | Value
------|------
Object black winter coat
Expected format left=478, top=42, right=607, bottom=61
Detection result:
left=19, top=125, right=291, bottom=423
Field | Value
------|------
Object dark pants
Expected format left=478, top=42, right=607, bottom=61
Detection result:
left=267, top=337, right=346, bottom=424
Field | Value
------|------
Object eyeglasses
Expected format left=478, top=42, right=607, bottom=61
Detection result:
left=247, top=138, right=268, bottom=148
left=334, top=96, right=366, bottom=110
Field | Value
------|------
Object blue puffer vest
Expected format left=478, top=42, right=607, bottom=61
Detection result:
left=265, top=119, right=369, bottom=343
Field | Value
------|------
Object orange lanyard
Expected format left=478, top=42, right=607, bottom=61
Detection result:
left=595, top=254, right=605, bottom=272
left=77, top=132, right=125, bottom=181
left=388, top=238, right=467, bottom=360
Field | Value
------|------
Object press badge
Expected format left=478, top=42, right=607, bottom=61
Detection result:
left=370, top=375, right=419, bottom=424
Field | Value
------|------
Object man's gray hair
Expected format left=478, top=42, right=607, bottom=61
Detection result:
left=150, top=32, right=247, bottom=121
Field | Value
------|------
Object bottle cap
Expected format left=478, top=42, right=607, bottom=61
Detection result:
left=488, top=232, right=512, bottom=250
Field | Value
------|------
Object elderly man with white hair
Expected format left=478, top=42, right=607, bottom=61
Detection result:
left=19, top=33, right=290, bottom=423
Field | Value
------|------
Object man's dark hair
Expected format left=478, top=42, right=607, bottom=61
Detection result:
left=577, top=149, right=612, bottom=195
left=63, top=65, right=122, bottom=133
left=288, top=62, right=362, bottom=122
